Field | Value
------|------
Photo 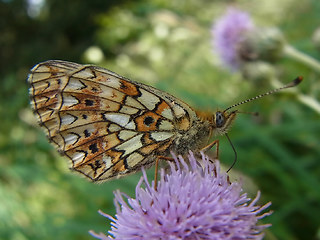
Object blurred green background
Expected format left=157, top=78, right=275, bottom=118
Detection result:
left=1, top=0, right=320, bottom=239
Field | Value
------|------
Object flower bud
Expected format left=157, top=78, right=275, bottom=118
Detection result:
left=239, top=27, right=286, bottom=63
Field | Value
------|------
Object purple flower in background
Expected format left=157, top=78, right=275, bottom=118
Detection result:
left=212, top=8, right=254, bottom=70
left=90, top=152, right=272, bottom=240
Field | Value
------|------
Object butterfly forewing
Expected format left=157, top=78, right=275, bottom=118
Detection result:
left=28, top=60, right=198, bottom=181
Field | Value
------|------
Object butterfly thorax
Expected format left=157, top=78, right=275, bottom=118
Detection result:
left=172, top=115, right=212, bottom=156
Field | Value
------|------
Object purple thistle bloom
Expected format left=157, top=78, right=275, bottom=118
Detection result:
left=90, top=152, right=272, bottom=240
left=212, top=8, right=254, bottom=71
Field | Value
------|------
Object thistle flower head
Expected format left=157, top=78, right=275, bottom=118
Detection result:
left=212, top=8, right=254, bottom=71
left=90, top=152, right=272, bottom=240
left=212, top=8, right=286, bottom=73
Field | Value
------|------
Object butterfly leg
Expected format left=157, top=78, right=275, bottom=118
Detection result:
left=201, top=140, right=219, bottom=159
left=154, top=156, right=174, bottom=191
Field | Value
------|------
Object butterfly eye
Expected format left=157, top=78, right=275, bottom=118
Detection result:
left=215, top=111, right=225, bottom=128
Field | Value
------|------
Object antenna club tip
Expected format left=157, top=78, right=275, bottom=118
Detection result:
left=294, top=76, right=303, bottom=85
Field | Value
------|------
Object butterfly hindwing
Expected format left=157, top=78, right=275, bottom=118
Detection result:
left=29, top=60, right=192, bottom=181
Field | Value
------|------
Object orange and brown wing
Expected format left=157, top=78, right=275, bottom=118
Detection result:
left=28, top=60, right=184, bottom=181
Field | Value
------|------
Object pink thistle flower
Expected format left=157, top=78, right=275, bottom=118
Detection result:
left=212, top=8, right=254, bottom=71
left=90, top=152, right=272, bottom=240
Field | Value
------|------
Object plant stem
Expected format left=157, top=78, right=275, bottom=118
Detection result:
left=283, top=45, right=320, bottom=73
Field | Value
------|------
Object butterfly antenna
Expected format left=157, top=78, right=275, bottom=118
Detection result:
left=226, top=133, right=237, bottom=173
left=223, top=76, right=303, bottom=113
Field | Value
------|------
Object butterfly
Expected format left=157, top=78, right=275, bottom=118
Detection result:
left=28, top=60, right=302, bottom=182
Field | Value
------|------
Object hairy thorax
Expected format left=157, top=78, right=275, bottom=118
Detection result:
left=173, top=119, right=212, bottom=156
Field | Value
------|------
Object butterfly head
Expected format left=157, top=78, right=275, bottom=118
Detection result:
left=212, top=110, right=237, bottom=135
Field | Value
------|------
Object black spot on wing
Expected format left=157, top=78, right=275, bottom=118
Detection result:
left=84, top=129, right=91, bottom=138
left=89, top=143, right=99, bottom=154
left=85, top=99, right=94, bottom=106
left=143, top=116, right=154, bottom=126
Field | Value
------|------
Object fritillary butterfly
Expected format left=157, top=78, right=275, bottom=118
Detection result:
left=28, top=60, right=302, bottom=182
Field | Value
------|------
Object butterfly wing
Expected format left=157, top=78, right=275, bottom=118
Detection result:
left=28, top=60, right=194, bottom=181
